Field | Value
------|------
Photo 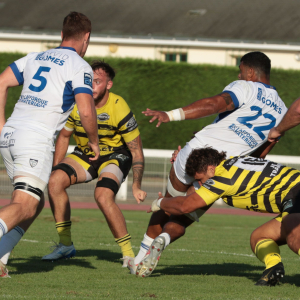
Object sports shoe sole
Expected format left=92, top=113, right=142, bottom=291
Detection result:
left=136, top=236, right=165, bottom=278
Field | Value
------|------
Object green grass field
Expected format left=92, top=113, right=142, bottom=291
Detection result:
left=1, top=208, right=299, bottom=299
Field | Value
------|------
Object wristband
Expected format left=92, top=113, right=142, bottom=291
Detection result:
left=165, top=108, right=185, bottom=121
left=157, top=198, right=163, bottom=208
left=151, top=197, right=163, bottom=212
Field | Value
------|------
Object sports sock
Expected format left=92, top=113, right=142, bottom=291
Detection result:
left=0, top=218, right=8, bottom=239
left=159, top=232, right=171, bottom=249
left=134, top=234, right=154, bottom=265
left=0, top=226, right=24, bottom=264
left=255, top=239, right=281, bottom=270
left=56, top=221, right=72, bottom=246
left=115, top=233, right=134, bottom=257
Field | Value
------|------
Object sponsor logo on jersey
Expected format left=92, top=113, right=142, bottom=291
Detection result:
left=283, top=199, right=293, bottom=211
left=126, top=117, right=138, bottom=129
left=29, top=159, right=38, bottom=168
left=270, top=163, right=281, bottom=177
left=4, top=132, right=12, bottom=139
left=97, top=113, right=110, bottom=121
left=205, top=179, right=215, bottom=186
left=228, top=123, right=258, bottom=148
left=19, top=95, right=48, bottom=108
left=84, top=73, right=92, bottom=88
left=256, top=88, right=282, bottom=114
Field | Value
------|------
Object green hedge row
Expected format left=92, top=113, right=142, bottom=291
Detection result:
left=1, top=53, right=300, bottom=155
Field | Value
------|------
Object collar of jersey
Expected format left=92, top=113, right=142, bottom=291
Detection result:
left=55, top=47, right=76, bottom=52
left=258, top=82, right=276, bottom=90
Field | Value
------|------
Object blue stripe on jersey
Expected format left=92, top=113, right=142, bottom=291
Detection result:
left=223, top=90, right=239, bottom=108
left=62, top=81, right=75, bottom=113
left=9, top=62, right=24, bottom=85
left=55, top=47, right=76, bottom=52
left=258, top=82, right=276, bottom=90
left=74, top=87, right=93, bottom=96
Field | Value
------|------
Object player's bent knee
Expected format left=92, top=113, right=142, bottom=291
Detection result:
left=52, top=163, right=77, bottom=185
left=96, top=177, right=119, bottom=195
left=14, top=177, right=46, bottom=201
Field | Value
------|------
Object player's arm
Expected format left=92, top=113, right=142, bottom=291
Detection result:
left=75, top=93, right=100, bottom=160
left=0, top=67, right=20, bottom=132
left=250, top=140, right=277, bottom=159
left=142, top=92, right=235, bottom=127
left=268, top=98, right=300, bottom=142
left=148, top=191, right=207, bottom=215
left=126, top=135, right=147, bottom=204
left=53, top=128, right=73, bottom=166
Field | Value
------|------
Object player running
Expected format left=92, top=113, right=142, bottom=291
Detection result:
left=129, top=51, right=287, bottom=273
left=0, top=12, right=99, bottom=278
left=143, top=147, right=300, bottom=286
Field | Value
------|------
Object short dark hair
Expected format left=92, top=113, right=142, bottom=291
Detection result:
left=91, top=60, right=116, bottom=80
left=185, top=147, right=226, bottom=177
left=62, top=12, right=91, bottom=41
left=240, top=52, right=271, bottom=79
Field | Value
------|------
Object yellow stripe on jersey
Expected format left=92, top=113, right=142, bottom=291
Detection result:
left=196, top=156, right=300, bottom=214
left=64, top=92, right=140, bottom=156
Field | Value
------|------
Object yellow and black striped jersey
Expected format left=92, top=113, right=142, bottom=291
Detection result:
left=196, top=156, right=300, bottom=214
left=64, top=92, right=140, bottom=156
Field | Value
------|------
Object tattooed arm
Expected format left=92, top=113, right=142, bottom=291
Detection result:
left=126, top=135, right=147, bottom=203
left=142, top=92, right=235, bottom=127
left=181, top=92, right=235, bottom=120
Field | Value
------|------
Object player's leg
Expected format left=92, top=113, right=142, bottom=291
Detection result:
left=0, top=127, right=51, bottom=277
left=95, top=160, right=134, bottom=266
left=0, top=194, right=44, bottom=266
left=43, top=155, right=91, bottom=261
left=250, top=216, right=286, bottom=286
left=134, top=158, right=191, bottom=267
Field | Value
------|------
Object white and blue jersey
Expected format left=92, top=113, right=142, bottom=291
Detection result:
left=5, top=47, right=93, bottom=140
left=188, top=80, right=287, bottom=156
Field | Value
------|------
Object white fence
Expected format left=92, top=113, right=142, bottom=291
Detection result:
left=0, top=147, right=300, bottom=203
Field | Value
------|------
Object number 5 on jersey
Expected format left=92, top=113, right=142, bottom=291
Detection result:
left=29, top=66, right=51, bottom=92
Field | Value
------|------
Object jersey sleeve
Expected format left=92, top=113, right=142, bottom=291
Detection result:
left=72, top=64, right=93, bottom=96
left=9, top=55, right=29, bottom=85
left=117, top=99, right=140, bottom=143
left=223, top=80, right=254, bottom=108
left=196, top=181, right=226, bottom=205
left=64, top=107, right=76, bottom=131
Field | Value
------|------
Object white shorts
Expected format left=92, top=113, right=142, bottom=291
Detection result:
left=173, top=142, right=207, bottom=185
left=0, top=126, right=54, bottom=190
left=173, top=143, right=207, bottom=222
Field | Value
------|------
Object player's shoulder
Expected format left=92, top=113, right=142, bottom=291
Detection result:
left=109, top=92, right=128, bottom=107
left=225, top=80, right=253, bottom=90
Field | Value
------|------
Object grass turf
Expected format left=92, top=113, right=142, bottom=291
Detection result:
left=0, top=208, right=299, bottom=299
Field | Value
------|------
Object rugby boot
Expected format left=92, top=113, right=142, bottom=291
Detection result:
left=0, top=260, right=10, bottom=278
left=255, top=262, right=285, bottom=286
left=136, top=236, right=165, bottom=277
left=42, top=242, right=76, bottom=261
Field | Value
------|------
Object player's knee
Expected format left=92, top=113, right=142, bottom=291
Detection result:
left=95, top=177, right=119, bottom=208
left=51, top=163, right=77, bottom=186
left=164, top=222, right=186, bottom=239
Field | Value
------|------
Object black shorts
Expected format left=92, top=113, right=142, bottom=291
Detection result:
left=67, top=147, right=132, bottom=181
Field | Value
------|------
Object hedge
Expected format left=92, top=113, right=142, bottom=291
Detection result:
left=1, top=52, right=300, bottom=155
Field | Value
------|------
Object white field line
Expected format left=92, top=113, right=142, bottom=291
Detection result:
left=20, top=239, right=52, bottom=243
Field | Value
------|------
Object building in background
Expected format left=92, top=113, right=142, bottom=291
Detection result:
left=1, top=0, right=300, bottom=69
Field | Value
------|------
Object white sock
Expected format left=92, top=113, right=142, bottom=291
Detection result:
left=134, top=234, right=154, bottom=265
left=159, top=233, right=171, bottom=249
left=0, top=226, right=25, bottom=264
left=0, top=218, right=8, bottom=238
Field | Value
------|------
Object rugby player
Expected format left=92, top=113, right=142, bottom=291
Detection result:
left=140, top=147, right=300, bottom=287
left=0, top=12, right=99, bottom=278
left=129, top=52, right=287, bottom=273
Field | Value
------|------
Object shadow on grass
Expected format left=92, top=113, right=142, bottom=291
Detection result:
left=7, top=249, right=124, bottom=276
left=153, top=263, right=300, bottom=286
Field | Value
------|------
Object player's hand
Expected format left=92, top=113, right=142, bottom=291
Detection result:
left=170, top=145, right=181, bottom=164
left=147, top=192, right=163, bottom=213
left=268, top=127, right=282, bottom=143
left=142, top=108, right=170, bottom=127
left=132, top=186, right=147, bottom=204
left=88, top=142, right=100, bottom=161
